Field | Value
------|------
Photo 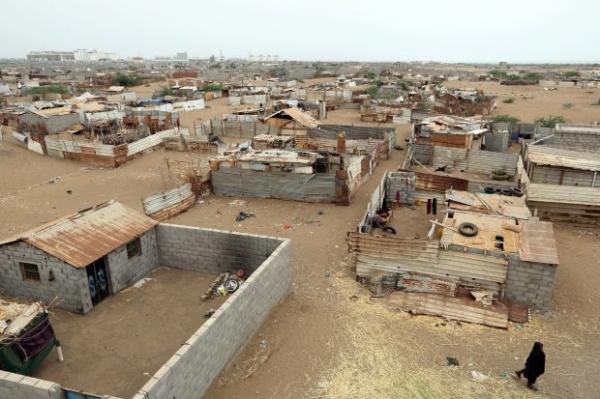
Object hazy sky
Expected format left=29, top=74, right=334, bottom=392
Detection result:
left=2, top=0, right=598, bottom=63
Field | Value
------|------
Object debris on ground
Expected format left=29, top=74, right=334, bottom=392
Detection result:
left=204, top=308, right=215, bottom=318
left=133, top=277, right=153, bottom=289
left=229, top=199, right=247, bottom=207
left=202, top=271, right=246, bottom=301
left=66, top=190, right=72, bottom=194
left=236, top=211, right=255, bottom=222
left=48, top=176, right=61, bottom=184
left=470, top=370, right=489, bottom=382
left=447, top=356, right=460, bottom=367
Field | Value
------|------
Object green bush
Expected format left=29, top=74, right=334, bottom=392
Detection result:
left=562, top=102, right=574, bottom=109
left=113, top=72, right=140, bottom=87
left=203, top=83, right=223, bottom=92
left=21, top=85, right=69, bottom=96
left=535, top=115, right=567, bottom=128
left=502, top=97, right=515, bottom=104
left=490, top=114, right=520, bottom=124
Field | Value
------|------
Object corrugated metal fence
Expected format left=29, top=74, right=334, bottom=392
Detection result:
left=211, top=168, right=336, bottom=202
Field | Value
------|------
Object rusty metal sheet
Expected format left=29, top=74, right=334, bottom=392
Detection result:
left=415, top=171, right=468, bottom=192
left=0, top=201, right=158, bottom=268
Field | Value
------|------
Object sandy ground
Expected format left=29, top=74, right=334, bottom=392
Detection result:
left=1, top=106, right=599, bottom=398
left=446, top=81, right=600, bottom=124
left=34, top=268, right=227, bottom=398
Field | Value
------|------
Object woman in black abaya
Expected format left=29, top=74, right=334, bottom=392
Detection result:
left=516, top=341, right=546, bottom=390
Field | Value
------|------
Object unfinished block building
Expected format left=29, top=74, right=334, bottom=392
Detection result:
left=0, top=202, right=291, bottom=399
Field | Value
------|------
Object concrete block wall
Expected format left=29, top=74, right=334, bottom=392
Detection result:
left=156, top=224, right=281, bottom=274
left=505, top=256, right=557, bottom=311
left=136, top=230, right=291, bottom=399
left=107, top=229, right=159, bottom=293
left=0, top=242, right=92, bottom=314
left=0, top=371, right=63, bottom=399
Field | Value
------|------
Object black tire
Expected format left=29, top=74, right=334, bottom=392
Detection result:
left=501, top=189, right=513, bottom=196
left=484, top=186, right=496, bottom=194
left=458, top=222, right=478, bottom=237
left=511, top=188, right=524, bottom=197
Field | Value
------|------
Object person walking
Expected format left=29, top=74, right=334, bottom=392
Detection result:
left=516, top=342, right=546, bottom=391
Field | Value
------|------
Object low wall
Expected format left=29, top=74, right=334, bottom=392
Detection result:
left=211, top=168, right=337, bottom=203
left=0, top=372, right=62, bottom=399
left=156, top=224, right=282, bottom=273
left=137, top=224, right=291, bottom=399
left=505, top=256, right=556, bottom=311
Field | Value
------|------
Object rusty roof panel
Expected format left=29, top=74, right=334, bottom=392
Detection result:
left=415, top=172, right=469, bottom=192
left=1, top=201, right=157, bottom=268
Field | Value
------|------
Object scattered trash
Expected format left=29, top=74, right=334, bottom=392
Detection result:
left=133, top=277, right=153, bottom=289
left=349, top=295, right=359, bottom=301
left=48, top=176, right=61, bottom=184
left=223, top=278, right=240, bottom=293
left=324, top=272, right=331, bottom=278
left=317, top=209, right=324, bottom=215
left=446, top=356, right=459, bottom=366
left=281, top=223, right=295, bottom=230
left=66, top=190, right=72, bottom=195
left=202, top=271, right=246, bottom=301
left=236, top=211, right=255, bottom=222
left=229, top=199, right=247, bottom=207
left=470, top=370, right=489, bottom=382
left=204, top=308, right=215, bottom=318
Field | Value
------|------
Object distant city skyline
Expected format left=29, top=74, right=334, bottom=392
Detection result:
left=2, top=0, right=599, bottom=63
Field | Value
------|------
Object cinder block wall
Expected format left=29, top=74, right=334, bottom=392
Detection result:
left=505, top=256, right=557, bottom=311
left=156, top=224, right=281, bottom=273
left=0, top=371, right=63, bottom=399
left=0, top=242, right=92, bottom=314
left=136, top=226, right=291, bottom=399
left=107, top=229, right=159, bottom=293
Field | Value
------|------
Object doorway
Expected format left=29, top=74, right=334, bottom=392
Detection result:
left=86, top=257, right=110, bottom=305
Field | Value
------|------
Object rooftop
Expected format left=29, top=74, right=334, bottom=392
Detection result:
left=0, top=201, right=158, bottom=268
left=527, top=145, right=600, bottom=171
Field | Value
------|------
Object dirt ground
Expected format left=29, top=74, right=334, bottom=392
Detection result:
left=446, top=81, right=600, bottom=124
left=1, top=106, right=600, bottom=398
left=34, top=267, right=226, bottom=398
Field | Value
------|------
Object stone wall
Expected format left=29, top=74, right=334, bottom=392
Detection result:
left=0, top=371, right=62, bottom=399
left=107, top=229, right=159, bottom=293
left=136, top=224, right=292, bottom=399
left=0, top=242, right=92, bottom=314
left=505, top=256, right=557, bottom=311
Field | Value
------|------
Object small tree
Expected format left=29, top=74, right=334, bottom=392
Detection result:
left=502, top=97, right=515, bottom=104
left=203, top=83, right=223, bottom=92
left=113, top=73, right=140, bottom=87
left=535, top=115, right=567, bottom=128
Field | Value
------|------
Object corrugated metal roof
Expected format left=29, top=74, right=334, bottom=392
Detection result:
left=264, top=108, right=318, bottom=128
left=0, top=201, right=157, bottom=268
left=519, top=221, right=559, bottom=265
left=527, top=145, right=600, bottom=171
left=527, top=183, right=600, bottom=206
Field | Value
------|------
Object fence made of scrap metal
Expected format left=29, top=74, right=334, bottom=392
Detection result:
left=142, top=183, right=195, bottom=221
left=211, top=168, right=336, bottom=203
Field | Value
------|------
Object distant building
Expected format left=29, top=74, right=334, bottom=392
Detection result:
left=27, top=49, right=118, bottom=62
left=175, top=52, right=188, bottom=60
left=27, top=51, right=75, bottom=62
